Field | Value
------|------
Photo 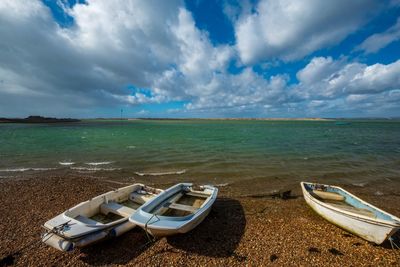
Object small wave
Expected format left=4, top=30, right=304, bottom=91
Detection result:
left=215, top=183, right=230, bottom=187
left=135, top=169, right=186, bottom=176
left=31, top=168, right=57, bottom=171
left=59, top=162, right=75, bottom=166
left=127, top=146, right=136, bottom=149
left=85, top=161, right=113, bottom=166
left=0, top=167, right=57, bottom=172
left=0, top=168, right=30, bottom=172
left=71, top=167, right=121, bottom=171
left=374, top=191, right=384, bottom=196
left=352, top=182, right=368, bottom=187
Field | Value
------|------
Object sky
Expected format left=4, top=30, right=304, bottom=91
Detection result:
left=0, top=0, right=399, bottom=118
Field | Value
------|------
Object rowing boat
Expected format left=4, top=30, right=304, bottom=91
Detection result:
left=129, top=183, right=218, bottom=237
left=301, top=182, right=400, bottom=244
left=42, top=183, right=162, bottom=251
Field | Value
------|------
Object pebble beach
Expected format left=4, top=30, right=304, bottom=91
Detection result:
left=1, top=173, right=399, bottom=266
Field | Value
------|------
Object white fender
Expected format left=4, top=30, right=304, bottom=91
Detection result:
left=111, top=221, right=136, bottom=237
left=73, top=231, right=108, bottom=248
left=42, top=233, right=73, bottom=252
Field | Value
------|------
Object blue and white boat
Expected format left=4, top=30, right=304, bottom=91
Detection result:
left=301, top=182, right=400, bottom=244
left=129, top=183, right=218, bottom=237
left=42, top=183, right=162, bottom=251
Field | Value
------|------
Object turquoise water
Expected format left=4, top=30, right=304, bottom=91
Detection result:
left=0, top=120, right=399, bottom=187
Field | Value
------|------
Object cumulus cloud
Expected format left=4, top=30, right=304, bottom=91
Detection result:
left=0, top=0, right=399, bottom=118
left=0, top=0, right=184, bottom=117
left=296, top=57, right=343, bottom=85
left=357, top=18, right=400, bottom=54
left=292, top=57, right=400, bottom=101
left=235, top=0, right=378, bottom=64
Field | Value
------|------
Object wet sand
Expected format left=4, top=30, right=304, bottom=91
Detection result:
left=0, top=174, right=399, bottom=266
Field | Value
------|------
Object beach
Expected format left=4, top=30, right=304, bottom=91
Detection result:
left=1, top=173, right=399, bottom=266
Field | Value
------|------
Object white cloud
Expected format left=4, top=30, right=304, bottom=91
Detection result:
left=293, top=57, right=400, bottom=101
left=0, top=0, right=399, bottom=118
left=0, top=0, right=185, bottom=116
left=357, top=18, right=400, bottom=54
left=296, top=57, right=343, bottom=84
left=235, top=0, right=378, bottom=64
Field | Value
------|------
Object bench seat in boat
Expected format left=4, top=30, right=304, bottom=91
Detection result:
left=101, top=202, right=136, bottom=217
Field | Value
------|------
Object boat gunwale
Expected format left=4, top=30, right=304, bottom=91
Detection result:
left=301, top=182, right=400, bottom=228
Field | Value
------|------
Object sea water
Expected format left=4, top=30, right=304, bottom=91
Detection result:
left=0, top=119, right=399, bottom=188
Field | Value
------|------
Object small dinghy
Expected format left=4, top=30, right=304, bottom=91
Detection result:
left=129, top=183, right=218, bottom=237
left=301, top=182, right=400, bottom=244
left=42, top=183, right=162, bottom=251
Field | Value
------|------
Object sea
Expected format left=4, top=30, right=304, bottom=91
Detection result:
left=1, top=119, right=399, bottom=192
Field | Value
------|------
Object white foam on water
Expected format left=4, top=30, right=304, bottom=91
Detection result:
left=0, top=168, right=30, bottom=172
left=215, top=183, right=230, bottom=187
left=135, top=169, right=186, bottom=176
left=71, top=166, right=121, bottom=171
left=127, top=146, right=136, bottom=149
left=59, top=162, right=75, bottom=166
left=31, top=168, right=57, bottom=171
left=0, top=167, right=57, bottom=172
left=85, top=161, right=113, bottom=166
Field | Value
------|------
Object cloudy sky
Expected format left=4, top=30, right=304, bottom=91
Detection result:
left=0, top=0, right=399, bottom=118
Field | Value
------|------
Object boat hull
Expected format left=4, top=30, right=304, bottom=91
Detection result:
left=301, top=183, right=400, bottom=244
left=41, top=220, right=135, bottom=251
left=144, top=203, right=213, bottom=237
left=42, top=183, right=162, bottom=251
left=130, top=183, right=218, bottom=237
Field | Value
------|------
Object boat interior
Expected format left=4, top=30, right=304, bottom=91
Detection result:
left=66, top=185, right=158, bottom=225
left=150, top=189, right=210, bottom=217
left=304, top=183, right=395, bottom=221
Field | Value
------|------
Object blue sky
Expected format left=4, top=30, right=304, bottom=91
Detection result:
left=0, top=0, right=399, bottom=118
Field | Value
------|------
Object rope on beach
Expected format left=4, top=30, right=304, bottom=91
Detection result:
left=20, top=220, right=72, bottom=255
left=389, top=237, right=400, bottom=250
left=0, top=221, right=71, bottom=265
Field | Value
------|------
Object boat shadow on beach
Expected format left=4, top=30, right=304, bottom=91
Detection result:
left=79, top=228, right=154, bottom=265
left=166, top=197, right=247, bottom=259
left=379, top=231, right=400, bottom=250
left=79, top=198, right=246, bottom=264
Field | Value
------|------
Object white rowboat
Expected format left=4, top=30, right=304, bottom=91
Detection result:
left=129, top=183, right=218, bottom=237
left=301, top=182, right=400, bottom=244
left=42, top=183, right=162, bottom=251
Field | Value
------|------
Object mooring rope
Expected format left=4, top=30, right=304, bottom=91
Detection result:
left=144, top=213, right=159, bottom=243
left=0, top=220, right=73, bottom=265
left=388, top=237, right=400, bottom=250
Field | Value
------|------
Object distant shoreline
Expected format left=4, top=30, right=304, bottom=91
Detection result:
left=2, top=116, right=399, bottom=123
left=131, top=117, right=331, bottom=121
left=0, top=116, right=80, bottom=123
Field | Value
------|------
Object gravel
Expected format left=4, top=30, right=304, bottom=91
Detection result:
left=0, top=174, right=399, bottom=266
